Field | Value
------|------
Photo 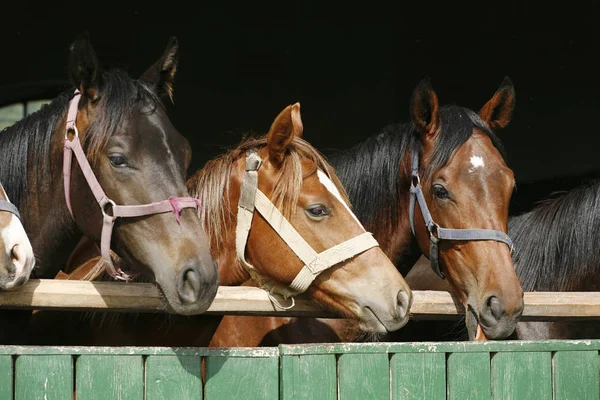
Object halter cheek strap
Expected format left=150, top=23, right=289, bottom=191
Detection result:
left=236, top=150, right=379, bottom=305
left=409, top=147, right=514, bottom=279
left=64, top=90, right=202, bottom=281
left=0, top=201, right=21, bottom=220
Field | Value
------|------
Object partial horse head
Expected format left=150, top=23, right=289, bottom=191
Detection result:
left=0, top=183, right=34, bottom=290
left=189, top=103, right=412, bottom=334
left=410, top=77, right=523, bottom=339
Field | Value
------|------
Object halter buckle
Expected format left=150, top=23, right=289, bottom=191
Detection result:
left=101, top=198, right=117, bottom=220
left=65, top=125, right=79, bottom=140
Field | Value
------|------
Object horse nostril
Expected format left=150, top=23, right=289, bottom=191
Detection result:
left=487, top=296, right=503, bottom=322
left=396, top=289, right=411, bottom=320
left=177, top=268, right=201, bottom=305
left=10, top=244, right=25, bottom=274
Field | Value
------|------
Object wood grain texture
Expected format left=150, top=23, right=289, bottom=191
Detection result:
left=2, top=280, right=600, bottom=320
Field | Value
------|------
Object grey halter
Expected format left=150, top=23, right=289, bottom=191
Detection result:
left=0, top=200, right=20, bottom=220
left=409, top=147, right=514, bottom=279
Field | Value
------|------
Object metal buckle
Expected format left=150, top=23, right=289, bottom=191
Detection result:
left=101, top=198, right=117, bottom=219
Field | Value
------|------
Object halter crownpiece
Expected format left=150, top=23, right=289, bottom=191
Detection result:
left=64, top=89, right=202, bottom=281
left=236, top=150, right=379, bottom=308
left=409, top=145, right=514, bottom=279
left=0, top=201, right=20, bottom=220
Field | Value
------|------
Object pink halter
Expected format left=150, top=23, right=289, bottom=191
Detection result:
left=64, top=90, right=201, bottom=281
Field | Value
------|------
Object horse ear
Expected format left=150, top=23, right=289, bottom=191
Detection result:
left=411, top=77, right=440, bottom=138
left=266, top=103, right=303, bottom=167
left=69, top=32, right=102, bottom=101
left=140, top=36, right=179, bottom=104
left=479, top=76, right=515, bottom=130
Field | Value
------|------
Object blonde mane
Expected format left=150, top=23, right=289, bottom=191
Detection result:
left=187, top=135, right=351, bottom=248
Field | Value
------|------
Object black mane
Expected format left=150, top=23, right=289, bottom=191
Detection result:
left=329, top=105, right=505, bottom=235
left=0, top=69, right=160, bottom=209
left=509, top=180, right=600, bottom=291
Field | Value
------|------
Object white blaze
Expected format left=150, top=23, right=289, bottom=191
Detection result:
left=317, top=170, right=365, bottom=229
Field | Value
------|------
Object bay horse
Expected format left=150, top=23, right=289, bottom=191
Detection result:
left=26, top=101, right=413, bottom=346
left=209, top=77, right=524, bottom=346
left=0, top=34, right=218, bottom=316
left=387, top=176, right=600, bottom=341
left=0, top=183, right=34, bottom=290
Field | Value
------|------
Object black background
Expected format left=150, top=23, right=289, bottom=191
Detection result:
left=1, top=1, right=599, bottom=213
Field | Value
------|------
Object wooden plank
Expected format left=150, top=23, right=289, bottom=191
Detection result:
left=205, top=356, right=278, bottom=400
left=447, top=352, right=490, bottom=400
left=280, top=355, right=336, bottom=400
left=76, top=355, right=143, bottom=400
left=553, top=350, right=599, bottom=400
left=145, top=355, right=202, bottom=400
left=280, top=340, right=600, bottom=356
left=15, top=355, right=73, bottom=399
left=0, top=355, right=12, bottom=400
left=391, top=352, right=445, bottom=400
left=491, top=351, right=552, bottom=400
left=3, top=280, right=600, bottom=320
left=338, top=353, right=389, bottom=400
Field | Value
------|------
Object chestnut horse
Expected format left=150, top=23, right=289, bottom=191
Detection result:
left=26, top=102, right=412, bottom=346
left=209, top=77, right=524, bottom=346
left=0, top=183, right=34, bottom=290
left=0, top=34, right=218, bottom=316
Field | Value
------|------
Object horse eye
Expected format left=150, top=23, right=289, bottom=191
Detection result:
left=108, top=154, right=128, bottom=168
left=306, top=205, right=329, bottom=219
left=433, top=184, right=449, bottom=200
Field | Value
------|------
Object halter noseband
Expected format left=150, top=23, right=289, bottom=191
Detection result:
left=0, top=201, right=20, bottom=220
left=64, top=90, right=201, bottom=281
left=236, top=150, right=379, bottom=307
left=409, top=146, right=514, bottom=279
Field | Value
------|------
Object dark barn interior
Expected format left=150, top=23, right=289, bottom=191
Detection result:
left=1, top=1, right=599, bottom=216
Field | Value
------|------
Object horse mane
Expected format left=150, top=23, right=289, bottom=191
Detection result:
left=187, top=135, right=350, bottom=247
left=328, top=105, right=505, bottom=235
left=509, top=179, right=600, bottom=292
left=0, top=69, right=161, bottom=210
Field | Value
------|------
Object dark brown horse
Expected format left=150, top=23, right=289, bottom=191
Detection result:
left=0, top=183, right=34, bottom=290
left=0, top=34, right=218, bottom=316
left=209, top=77, right=524, bottom=346
left=26, top=101, right=413, bottom=346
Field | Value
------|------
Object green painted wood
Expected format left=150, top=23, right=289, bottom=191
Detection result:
left=0, top=345, right=279, bottom=357
left=338, top=353, right=389, bottom=400
left=145, top=355, right=202, bottom=400
left=15, top=355, right=72, bottom=399
left=76, top=355, right=143, bottom=400
left=447, top=352, right=490, bottom=400
left=280, top=354, right=336, bottom=400
left=553, top=350, right=599, bottom=400
left=0, top=355, right=12, bottom=399
left=279, top=340, right=600, bottom=355
left=491, top=351, right=552, bottom=400
left=391, top=352, right=445, bottom=400
left=205, top=356, right=278, bottom=399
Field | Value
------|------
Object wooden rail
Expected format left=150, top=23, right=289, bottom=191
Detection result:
left=0, top=279, right=598, bottom=321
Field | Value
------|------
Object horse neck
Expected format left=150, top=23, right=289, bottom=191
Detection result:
left=330, top=139, right=422, bottom=276
left=19, top=124, right=80, bottom=278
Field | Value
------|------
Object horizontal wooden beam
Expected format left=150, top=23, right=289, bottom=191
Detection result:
left=0, top=279, right=597, bottom=321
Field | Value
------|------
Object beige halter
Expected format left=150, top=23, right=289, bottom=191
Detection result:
left=235, top=150, right=379, bottom=308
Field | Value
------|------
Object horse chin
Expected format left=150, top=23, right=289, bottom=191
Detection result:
left=357, top=306, right=404, bottom=335
left=466, top=305, right=489, bottom=341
